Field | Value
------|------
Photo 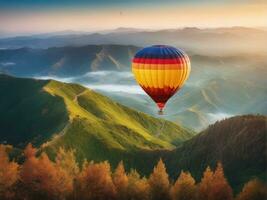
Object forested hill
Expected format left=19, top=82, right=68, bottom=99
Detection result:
left=162, top=115, right=267, bottom=191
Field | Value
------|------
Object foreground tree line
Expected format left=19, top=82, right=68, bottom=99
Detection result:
left=0, top=144, right=266, bottom=200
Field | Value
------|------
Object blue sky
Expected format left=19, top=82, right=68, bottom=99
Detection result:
left=0, top=0, right=266, bottom=35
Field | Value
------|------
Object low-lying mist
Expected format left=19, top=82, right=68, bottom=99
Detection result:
left=34, top=53, right=267, bottom=131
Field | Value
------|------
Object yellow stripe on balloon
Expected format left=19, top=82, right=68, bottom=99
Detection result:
left=132, top=68, right=190, bottom=89
left=132, top=63, right=184, bottom=70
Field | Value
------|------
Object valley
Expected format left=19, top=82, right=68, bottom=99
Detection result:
left=1, top=45, right=266, bottom=131
left=0, top=75, right=266, bottom=191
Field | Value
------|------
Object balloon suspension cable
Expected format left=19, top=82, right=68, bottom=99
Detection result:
left=156, top=114, right=166, bottom=137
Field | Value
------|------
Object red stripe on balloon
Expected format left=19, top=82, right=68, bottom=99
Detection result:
left=132, top=58, right=185, bottom=64
left=141, top=86, right=180, bottom=106
left=132, top=64, right=184, bottom=70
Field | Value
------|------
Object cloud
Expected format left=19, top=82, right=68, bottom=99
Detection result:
left=84, top=84, right=145, bottom=95
left=207, top=112, right=233, bottom=122
left=35, top=75, right=75, bottom=83
left=0, top=62, right=15, bottom=66
left=83, top=71, right=133, bottom=78
left=34, top=71, right=142, bottom=94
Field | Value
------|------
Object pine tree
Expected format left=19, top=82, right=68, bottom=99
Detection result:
left=148, top=159, right=170, bottom=200
left=236, top=179, right=267, bottom=200
left=113, top=161, right=128, bottom=200
left=170, top=171, right=196, bottom=200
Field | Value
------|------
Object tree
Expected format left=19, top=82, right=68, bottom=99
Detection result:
left=113, top=161, right=128, bottom=200
left=77, top=161, right=116, bottom=200
left=236, top=179, right=267, bottom=200
left=198, top=166, right=214, bottom=200
left=127, top=169, right=151, bottom=200
left=19, top=143, right=40, bottom=199
left=0, top=145, right=19, bottom=199
left=170, top=171, right=196, bottom=200
left=210, top=162, right=233, bottom=200
left=55, top=147, right=79, bottom=179
left=198, top=163, right=233, bottom=200
left=24, top=143, right=37, bottom=158
left=148, top=159, right=170, bottom=200
left=55, top=147, right=79, bottom=198
left=20, top=144, right=72, bottom=200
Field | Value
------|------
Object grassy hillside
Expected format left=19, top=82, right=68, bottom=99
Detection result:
left=42, top=79, right=192, bottom=165
left=161, top=115, right=267, bottom=191
left=0, top=74, right=193, bottom=164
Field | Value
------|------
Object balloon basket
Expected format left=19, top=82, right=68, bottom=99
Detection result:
left=158, top=110, right=164, bottom=115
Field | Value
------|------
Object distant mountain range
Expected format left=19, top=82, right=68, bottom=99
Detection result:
left=0, top=27, right=266, bottom=55
left=0, top=75, right=265, bottom=191
left=0, top=27, right=267, bottom=131
left=0, top=45, right=139, bottom=76
left=1, top=44, right=266, bottom=131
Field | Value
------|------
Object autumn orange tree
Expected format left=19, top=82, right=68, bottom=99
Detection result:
left=198, top=166, right=214, bottom=200
left=127, top=169, right=151, bottom=200
left=1, top=143, right=266, bottom=200
left=236, top=179, right=267, bottom=200
left=198, top=163, right=233, bottom=200
left=77, top=161, right=116, bottom=200
left=210, top=162, right=233, bottom=200
left=170, top=171, right=197, bottom=200
left=0, top=145, right=19, bottom=199
left=148, top=159, right=170, bottom=200
left=113, top=161, right=128, bottom=200
left=54, top=147, right=79, bottom=199
left=19, top=144, right=74, bottom=200
left=55, top=147, right=79, bottom=180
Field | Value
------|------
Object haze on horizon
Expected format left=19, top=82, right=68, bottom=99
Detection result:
left=0, top=0, right=266, bottom=36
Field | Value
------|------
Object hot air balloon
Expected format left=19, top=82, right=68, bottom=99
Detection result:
left=132, top=45, right=191, bottom=114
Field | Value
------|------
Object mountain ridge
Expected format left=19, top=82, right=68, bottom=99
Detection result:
left=0, top=45, right=139, bottom=77
left=1, top=45, right=266, bottom=78
left=0, top=74, right=193, bottom=151
left=0, top=27, right=266, bottom=55
left=0, top=75, right=265, bottom=191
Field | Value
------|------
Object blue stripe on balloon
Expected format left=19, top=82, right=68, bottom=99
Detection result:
left=134, top=45, right=185, bottom=59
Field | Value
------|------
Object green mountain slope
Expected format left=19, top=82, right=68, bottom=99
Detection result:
left=0, top=74, right=193, bottom=162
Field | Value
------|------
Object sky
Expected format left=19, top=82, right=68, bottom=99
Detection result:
left=0, top=0, right=266, bottom=35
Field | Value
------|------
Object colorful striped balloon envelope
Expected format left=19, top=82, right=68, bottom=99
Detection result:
left=132, top=45, right=191, bottom=114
